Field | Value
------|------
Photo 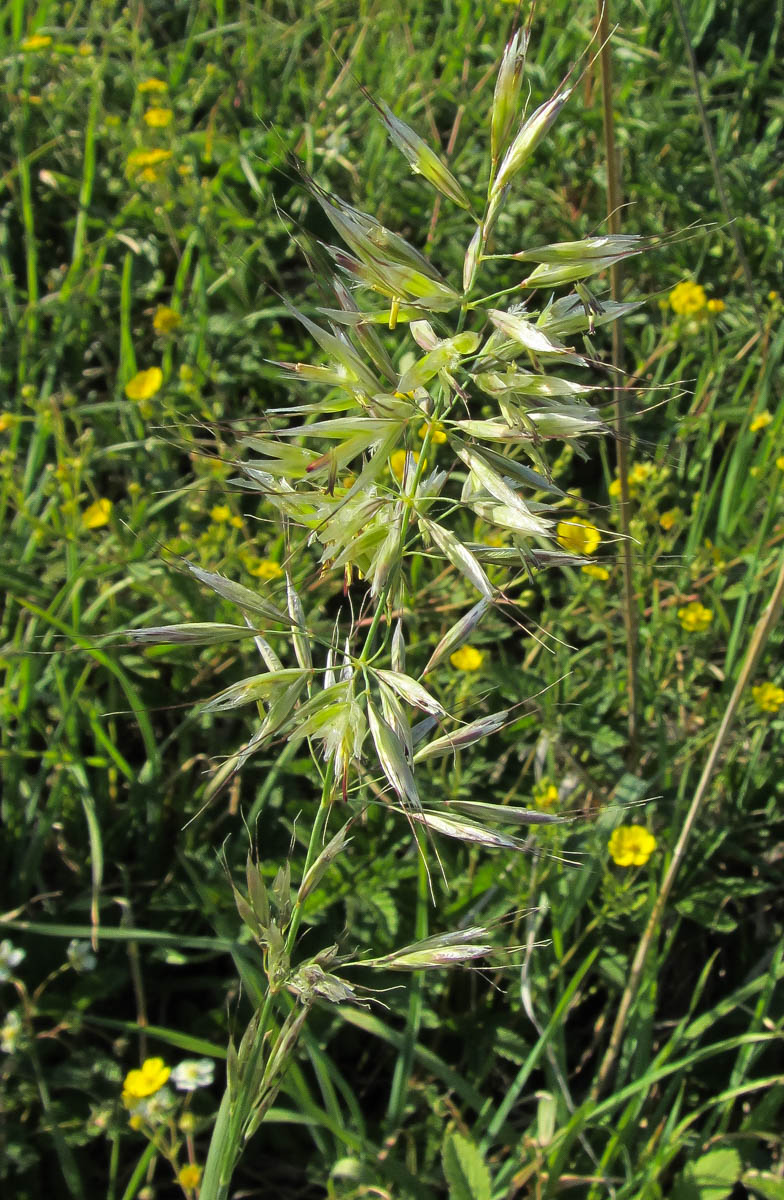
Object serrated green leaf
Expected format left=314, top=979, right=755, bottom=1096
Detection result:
left=442, top=1130, right=492, bottom=1200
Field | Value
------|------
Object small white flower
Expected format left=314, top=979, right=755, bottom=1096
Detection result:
left=0, top=940, right=25, bottom=983
left=171, top=1058, right=215, bottom=1092
left=1, top=1010, right=22, bottom=1054
left=67, top=939, right=97, bottom=973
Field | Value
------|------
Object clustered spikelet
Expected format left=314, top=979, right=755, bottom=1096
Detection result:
left=124, top=24, right=658, bottom=1192
left=128, top=47, right=653, bottom=1179
left=135, top=23, right=648, bottom=843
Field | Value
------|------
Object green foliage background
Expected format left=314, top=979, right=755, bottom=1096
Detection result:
left=1, top=0, right=783, bottom=1197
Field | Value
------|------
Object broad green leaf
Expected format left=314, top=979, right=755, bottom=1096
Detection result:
left=742, top=1172, right=784, bottom=1200
left=675, top=1147, right=742, bottom=1200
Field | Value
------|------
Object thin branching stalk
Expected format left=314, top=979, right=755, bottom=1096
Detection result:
left=592, top=545, right=784, bottom=1098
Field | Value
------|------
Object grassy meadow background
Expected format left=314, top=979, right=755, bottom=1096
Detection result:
left=1, top=0, right=783, bottom=1196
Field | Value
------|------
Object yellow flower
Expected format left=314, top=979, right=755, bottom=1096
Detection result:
left=125, top=148, right=172, bottom=181
left=533, top=781, right=559, bottom=808
left=768, top=291, right=779, bottom=303
left=250, top=559, right=283, bottom=580
left=209, top=505, right=231, bottom=524
left=449, top=645, right=484, bottom=672
left=610, top=462, right=657, bottom=501
left=125, top=367, right=163, bottom=401
left=749, top=411, right=772, bottom=433
left=152, top=305, right=181, bottom=334
left=0, top=413, right=14, bottom=433
left=21, top=34, right=52, bottom=50
left=707, top=298, right=725, bottom=313
left=177, top=1164, right=203, bottom=1191
left=776, top=456, right=784, bottom=471
left=390, top=449, right=420, bottom=481
left=143, top=107, right=173, bottom=128
left=137, top=78, right=168, bottom=93
left=703, top=538, right=727, bottom=570
left=659, top=508, right=681, bottom=531
left=82, top=498, right=113, bottom=529
left=418, top=422, right=447, bottom=444
left=629, top=462, right=655, bottom=487
left=669, top=280, right=707, bottom=316
left=608, top=825, right=657, bottom=867
left=122, top=1058, right=170, bottom=1107
left=677, top=601, right=713, bottom=633
left=581, top=563, right=609, bottom=580
left=751, top=682, right=784, bottom=714
left=556, top=519, right=601, bottom=556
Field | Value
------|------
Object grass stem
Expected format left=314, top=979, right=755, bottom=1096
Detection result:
left=671, top=0, right=763, bottom=330
left=597, top=0, right=639, bottom=762
left=592, top=544, right=784, bottom=1098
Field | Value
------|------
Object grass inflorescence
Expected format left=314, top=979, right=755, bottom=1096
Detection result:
left=1, top=2, right=783, bottom=1198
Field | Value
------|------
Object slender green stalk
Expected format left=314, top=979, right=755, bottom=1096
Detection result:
left=597, top=0, right=639, bottom=762
left=479, top=947, right=601, bottom=1149
left=385, top=830, right=429, bottom=1127
left=29, top=1035, right=85, bottom=1196
left=15, top=122, right=38, bottom=383
left=671, top=0, right=763, bottom=329
left=200, top=760, right=336, bottom=1199
left=592, top=545, right=784, bottom=1098
left=119, top=1141, right=157, bottom=1200
left=106, top=1131, right=121, bottom=1200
